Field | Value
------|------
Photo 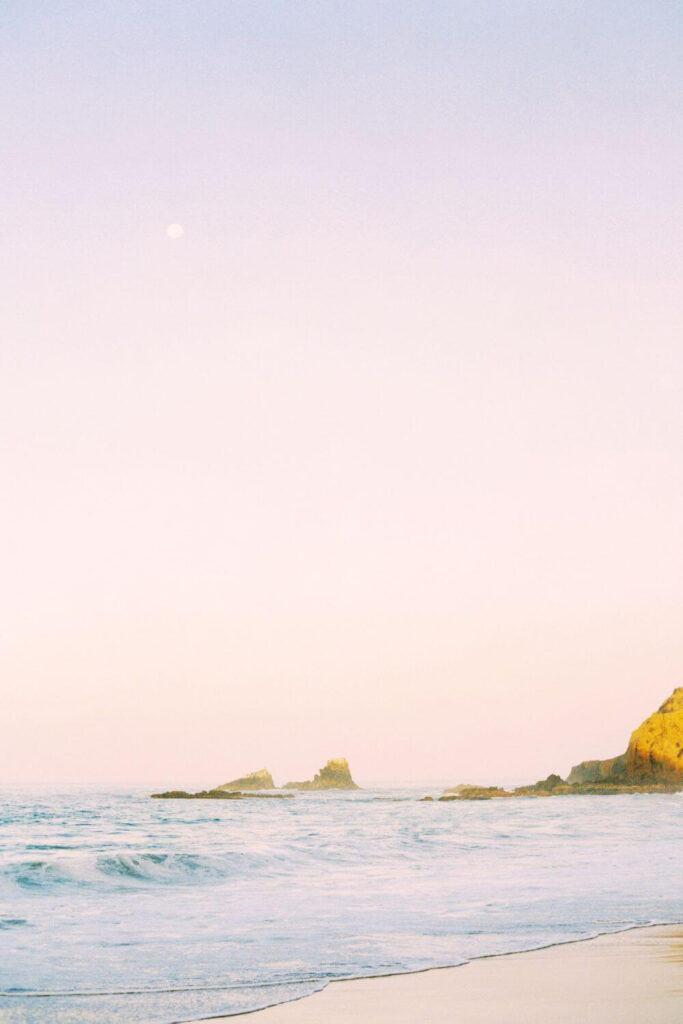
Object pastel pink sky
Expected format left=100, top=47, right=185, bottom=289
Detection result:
left=2, top=3, right=681, bottom=784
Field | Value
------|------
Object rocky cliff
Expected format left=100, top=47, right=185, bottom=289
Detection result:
left=216, top=768, right=275, bottom=791
left=441, top=688, right=683, bottom=800
left=624, top=687, right=683, bottom=780
left=283, top=758, right=359, bottom=790
left=568, top=687, right=683, bottom=785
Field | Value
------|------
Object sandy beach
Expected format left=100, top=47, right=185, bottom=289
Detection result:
left=194, top=924, right=682, bottom=1024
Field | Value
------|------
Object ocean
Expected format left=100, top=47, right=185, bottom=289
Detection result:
left=1, top=785, right=681, bottom=1023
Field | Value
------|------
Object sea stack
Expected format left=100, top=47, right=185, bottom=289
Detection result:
left=283, top=758, right=359, bottom=790
left=215, top=768, right=275, bottom=791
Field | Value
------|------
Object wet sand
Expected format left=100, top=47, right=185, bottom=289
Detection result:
left=195, top=924, right=683, bottom=1023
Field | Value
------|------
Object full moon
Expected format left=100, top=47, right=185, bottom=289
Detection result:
left=166, top=223, right=184, bottom=239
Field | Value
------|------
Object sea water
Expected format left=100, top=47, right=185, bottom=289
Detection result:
left=0, top=785, right=681, bottom=1023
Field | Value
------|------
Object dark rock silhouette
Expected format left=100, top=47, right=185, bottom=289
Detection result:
left=151, top=789, right=292, bottom=800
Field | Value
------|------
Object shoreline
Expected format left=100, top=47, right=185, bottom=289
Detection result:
left=192, top=923, right=683, bottom=1023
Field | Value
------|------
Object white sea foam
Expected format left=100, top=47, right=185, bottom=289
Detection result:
left=0, top=786, right=681, bottom=1023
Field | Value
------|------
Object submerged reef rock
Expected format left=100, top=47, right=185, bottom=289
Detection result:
left=283, top=758, right=359, bottom=790
left=568, top=687, right=683, bottom=786
left=151, top=789, right=293, bottom=799
left=438, top=778, right=681, bottom=801
left=440, top=786, right=512, bottom=801
left=215, top=768, right=275, bottom=791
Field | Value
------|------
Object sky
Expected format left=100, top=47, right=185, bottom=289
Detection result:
left=1, top=1, right=682, bottom=785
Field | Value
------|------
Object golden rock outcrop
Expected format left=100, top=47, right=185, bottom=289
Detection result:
left=624, top=687, right=683, bottom=780
left=568, top=687, right=683, bottom=785
left=444, top=688, right=683, bottom=800
left=284, top=758, right=359, bottom=790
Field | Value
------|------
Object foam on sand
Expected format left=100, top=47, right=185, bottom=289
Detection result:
left=194, top=925, right=683, bottom=1024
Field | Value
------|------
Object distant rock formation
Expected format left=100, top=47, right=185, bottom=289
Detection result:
left=150, top=789, right=293, bottom=800
left=150, top=760, right=358, bottom=800
left=568, top=687, right=683, bottom=785
left=283, top=758, right=359, bottom=790
left=215, top=769, right=275, bottom=791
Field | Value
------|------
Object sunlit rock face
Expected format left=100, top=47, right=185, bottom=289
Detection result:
left=216, top=769, right=275, bottom=791
left=625, top=687, right=683, bottom=780
left=283, top=758, right=359, bottom=790
left=568, top=688, right=683, bottom=785
left=444, top=689, right=683, bottom=800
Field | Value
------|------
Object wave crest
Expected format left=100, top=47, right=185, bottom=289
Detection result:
left=2, top=850, right=254, bottom=891
left=96, top=852, right=229, bottom=883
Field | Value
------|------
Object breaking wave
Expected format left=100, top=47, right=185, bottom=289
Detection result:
left=1, top=786, right=681, bottom=1023
left=2, top=850, right=265, bottom=892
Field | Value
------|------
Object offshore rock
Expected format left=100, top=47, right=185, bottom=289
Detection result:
left=283, top=758, right=359, bottom=790
left=216, top=769, right=275, bottom=791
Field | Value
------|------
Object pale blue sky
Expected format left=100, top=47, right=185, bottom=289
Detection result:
left=3, top=2, right=680, bottom=268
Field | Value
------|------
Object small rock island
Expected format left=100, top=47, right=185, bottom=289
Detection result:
left=440, top=687, right=683, bottom=800
left=283, top=757, right=359, bottom=790
left=150, top=758, right=359, bottom=798
left=215, top=768, right=275, bottom=791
